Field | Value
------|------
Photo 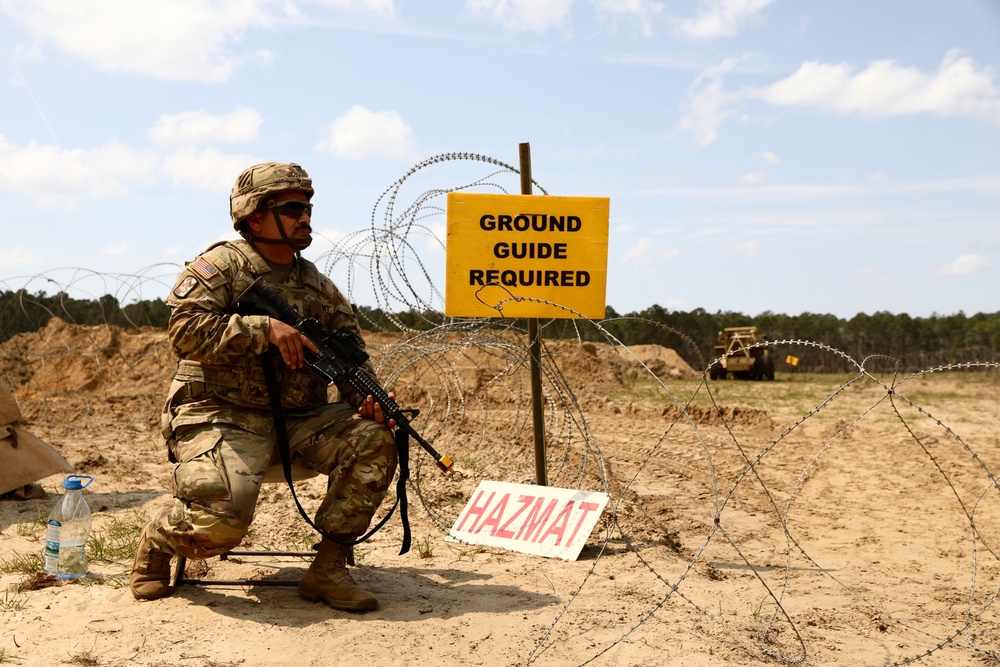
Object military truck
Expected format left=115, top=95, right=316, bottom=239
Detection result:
left=709, top=326, right=774, bottom=380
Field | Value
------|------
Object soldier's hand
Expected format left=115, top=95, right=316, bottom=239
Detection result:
left=268, top=318, right=319, bottom=369
left=359, top=393, right=397, bottom=429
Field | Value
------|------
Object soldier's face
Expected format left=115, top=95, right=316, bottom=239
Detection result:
left=251, top=190, right=312, bottom=248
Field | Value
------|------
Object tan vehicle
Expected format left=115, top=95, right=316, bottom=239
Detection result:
left=709, top=326, right=774, bottom=380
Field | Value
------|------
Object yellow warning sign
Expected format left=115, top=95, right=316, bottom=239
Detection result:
left=786, top=355, right=799, bottom=366
left=445, top=193, right=609, bottom=319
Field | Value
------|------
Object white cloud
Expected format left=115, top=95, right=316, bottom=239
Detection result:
left=0, top=135, right=155, bottom=205
left=317, top=0, right=395, bottom=15
left=759, top=150, right=780, bottom=166
left=678, top=56, right=746, bottom=147
left=465, top=0, right=574, bottom=34
left=738, top=151, right=778, bottom=184
left=936, top=254, right=990, bottom=276
left=2, top=0, right=279, bottom=83
left=426, top=220, right=447, bottom=253
left=150, top=108, right=264, bottom=146
left=462, top=0, right=764, bottom=38
left=738, top=171, right=765, bottom=185
left=594, top=0, right=665, bottom=37
left=680, top=49, right=1000, bottom=146
left=754, top=49, right=1000, bottom=122
left=733, top=240, right=759, bottom=258
left=621, top=237, right=653, bottom=265
left=316, top=106, right=416, bottom=160
left=673, top=0, right=774, bottom=40
left=160, top=147, right=262, bottom=192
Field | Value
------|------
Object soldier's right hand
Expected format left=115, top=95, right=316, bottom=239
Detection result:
left=268, top=318, right=319, bottom=369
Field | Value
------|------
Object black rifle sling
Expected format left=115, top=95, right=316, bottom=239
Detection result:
left=259, top=347, right=411, bottom=554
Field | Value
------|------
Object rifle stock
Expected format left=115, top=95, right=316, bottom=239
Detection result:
left=236, top=277, right=454, bottom=474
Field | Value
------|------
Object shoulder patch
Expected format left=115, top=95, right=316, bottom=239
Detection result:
left=190, top=256, right=219, bottom=281
left=173, top=275, right=199, bottom=298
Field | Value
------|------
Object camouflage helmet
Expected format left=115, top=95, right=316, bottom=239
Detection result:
left=230, top=162, right=314, bottom=229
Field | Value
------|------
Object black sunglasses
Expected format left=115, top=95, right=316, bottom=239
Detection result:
left=267, top=200, right=313, bottom=218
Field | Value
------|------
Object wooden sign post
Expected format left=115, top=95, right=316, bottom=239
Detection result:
left=445, top=143, right=610, bottom=485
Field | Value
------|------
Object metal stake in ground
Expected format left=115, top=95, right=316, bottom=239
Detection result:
left=519, top=141, right=548, bottom=487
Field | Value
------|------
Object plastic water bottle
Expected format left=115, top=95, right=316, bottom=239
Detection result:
left=43, top=475, right=94, bottom=579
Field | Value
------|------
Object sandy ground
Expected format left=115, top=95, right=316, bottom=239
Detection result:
left=2, top=317, right=1000, bottom=667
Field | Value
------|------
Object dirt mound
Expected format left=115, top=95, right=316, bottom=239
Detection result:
left=546, top=340, right=698, bottom=391
left=0, top=317, right=698, bottom=410
left=0, top=317, right=173, bottom=399
left=550, top=341, right=631, bottom=390
left=616, top=343, right=699, bottom=379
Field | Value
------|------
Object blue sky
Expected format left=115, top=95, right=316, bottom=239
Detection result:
left=1, top=0, right=999, bottom=319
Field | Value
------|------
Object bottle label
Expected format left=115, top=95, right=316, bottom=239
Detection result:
left=44, top=519, right=61, bottom=575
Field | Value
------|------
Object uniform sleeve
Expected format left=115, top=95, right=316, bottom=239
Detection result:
left=166, top=251, right=271, bottom=363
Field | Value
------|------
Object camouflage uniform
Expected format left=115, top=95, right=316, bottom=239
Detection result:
left=146, top=238, right=397, bottom=559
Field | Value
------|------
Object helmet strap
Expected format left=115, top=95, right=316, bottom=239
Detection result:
left=247, top=207, right=310, bottom=251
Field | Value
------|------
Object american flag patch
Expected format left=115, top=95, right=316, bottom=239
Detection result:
left=190, top=256, right=219, bottom=280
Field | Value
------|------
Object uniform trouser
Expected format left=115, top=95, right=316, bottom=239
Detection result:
left=147, top=403, right=398, bottom=559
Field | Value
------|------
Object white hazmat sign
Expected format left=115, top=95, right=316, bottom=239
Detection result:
left=447, top=480, right=609, bottom=561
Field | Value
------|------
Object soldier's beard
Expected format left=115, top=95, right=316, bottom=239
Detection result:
left=250, top=210, right=312, bottom=250
left=250, top=233, right=312, bottom=251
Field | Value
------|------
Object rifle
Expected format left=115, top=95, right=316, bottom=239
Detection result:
left=235, top=277, right=454, bottom=474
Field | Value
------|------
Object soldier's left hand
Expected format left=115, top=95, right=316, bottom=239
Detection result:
left=359, top=393, right=397, bottom=429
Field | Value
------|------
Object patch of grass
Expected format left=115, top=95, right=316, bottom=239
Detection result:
left=87, top=511, right=147, bottom=563
left=0, top=592, right=28, bottom=613
left=447, top=543, right=489, bottom=562
left=14, top=516, right=46, bottom=541
left=284, top=529, right=319, bottom=552
left=66, top=649, right=99, bottom=666
left=416, top=534, right=435, bottom=559
left=0, top=552, right=43, bottom=576
left=0, top=647, right=24, bottom=664
left=899, top=387, right=966, bottom=404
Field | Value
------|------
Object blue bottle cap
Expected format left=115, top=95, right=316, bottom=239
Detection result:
left=62, top=475, right=94, bottom=491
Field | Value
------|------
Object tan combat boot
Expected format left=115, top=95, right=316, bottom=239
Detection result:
left=298, top=538, right=377, bottom=611
left=130, top=524, right=173, bottom=600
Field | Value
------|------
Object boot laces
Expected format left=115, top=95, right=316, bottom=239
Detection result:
left=326, top=566, right=358, bottom=588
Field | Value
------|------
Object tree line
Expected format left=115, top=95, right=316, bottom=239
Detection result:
left=2, top=289, right=996, bottom=373
left=591, top=305, right=1000, bottom=373
left=355, top=304, right=1000, bottom=373
left=0, top=289, right=171, bottom=341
